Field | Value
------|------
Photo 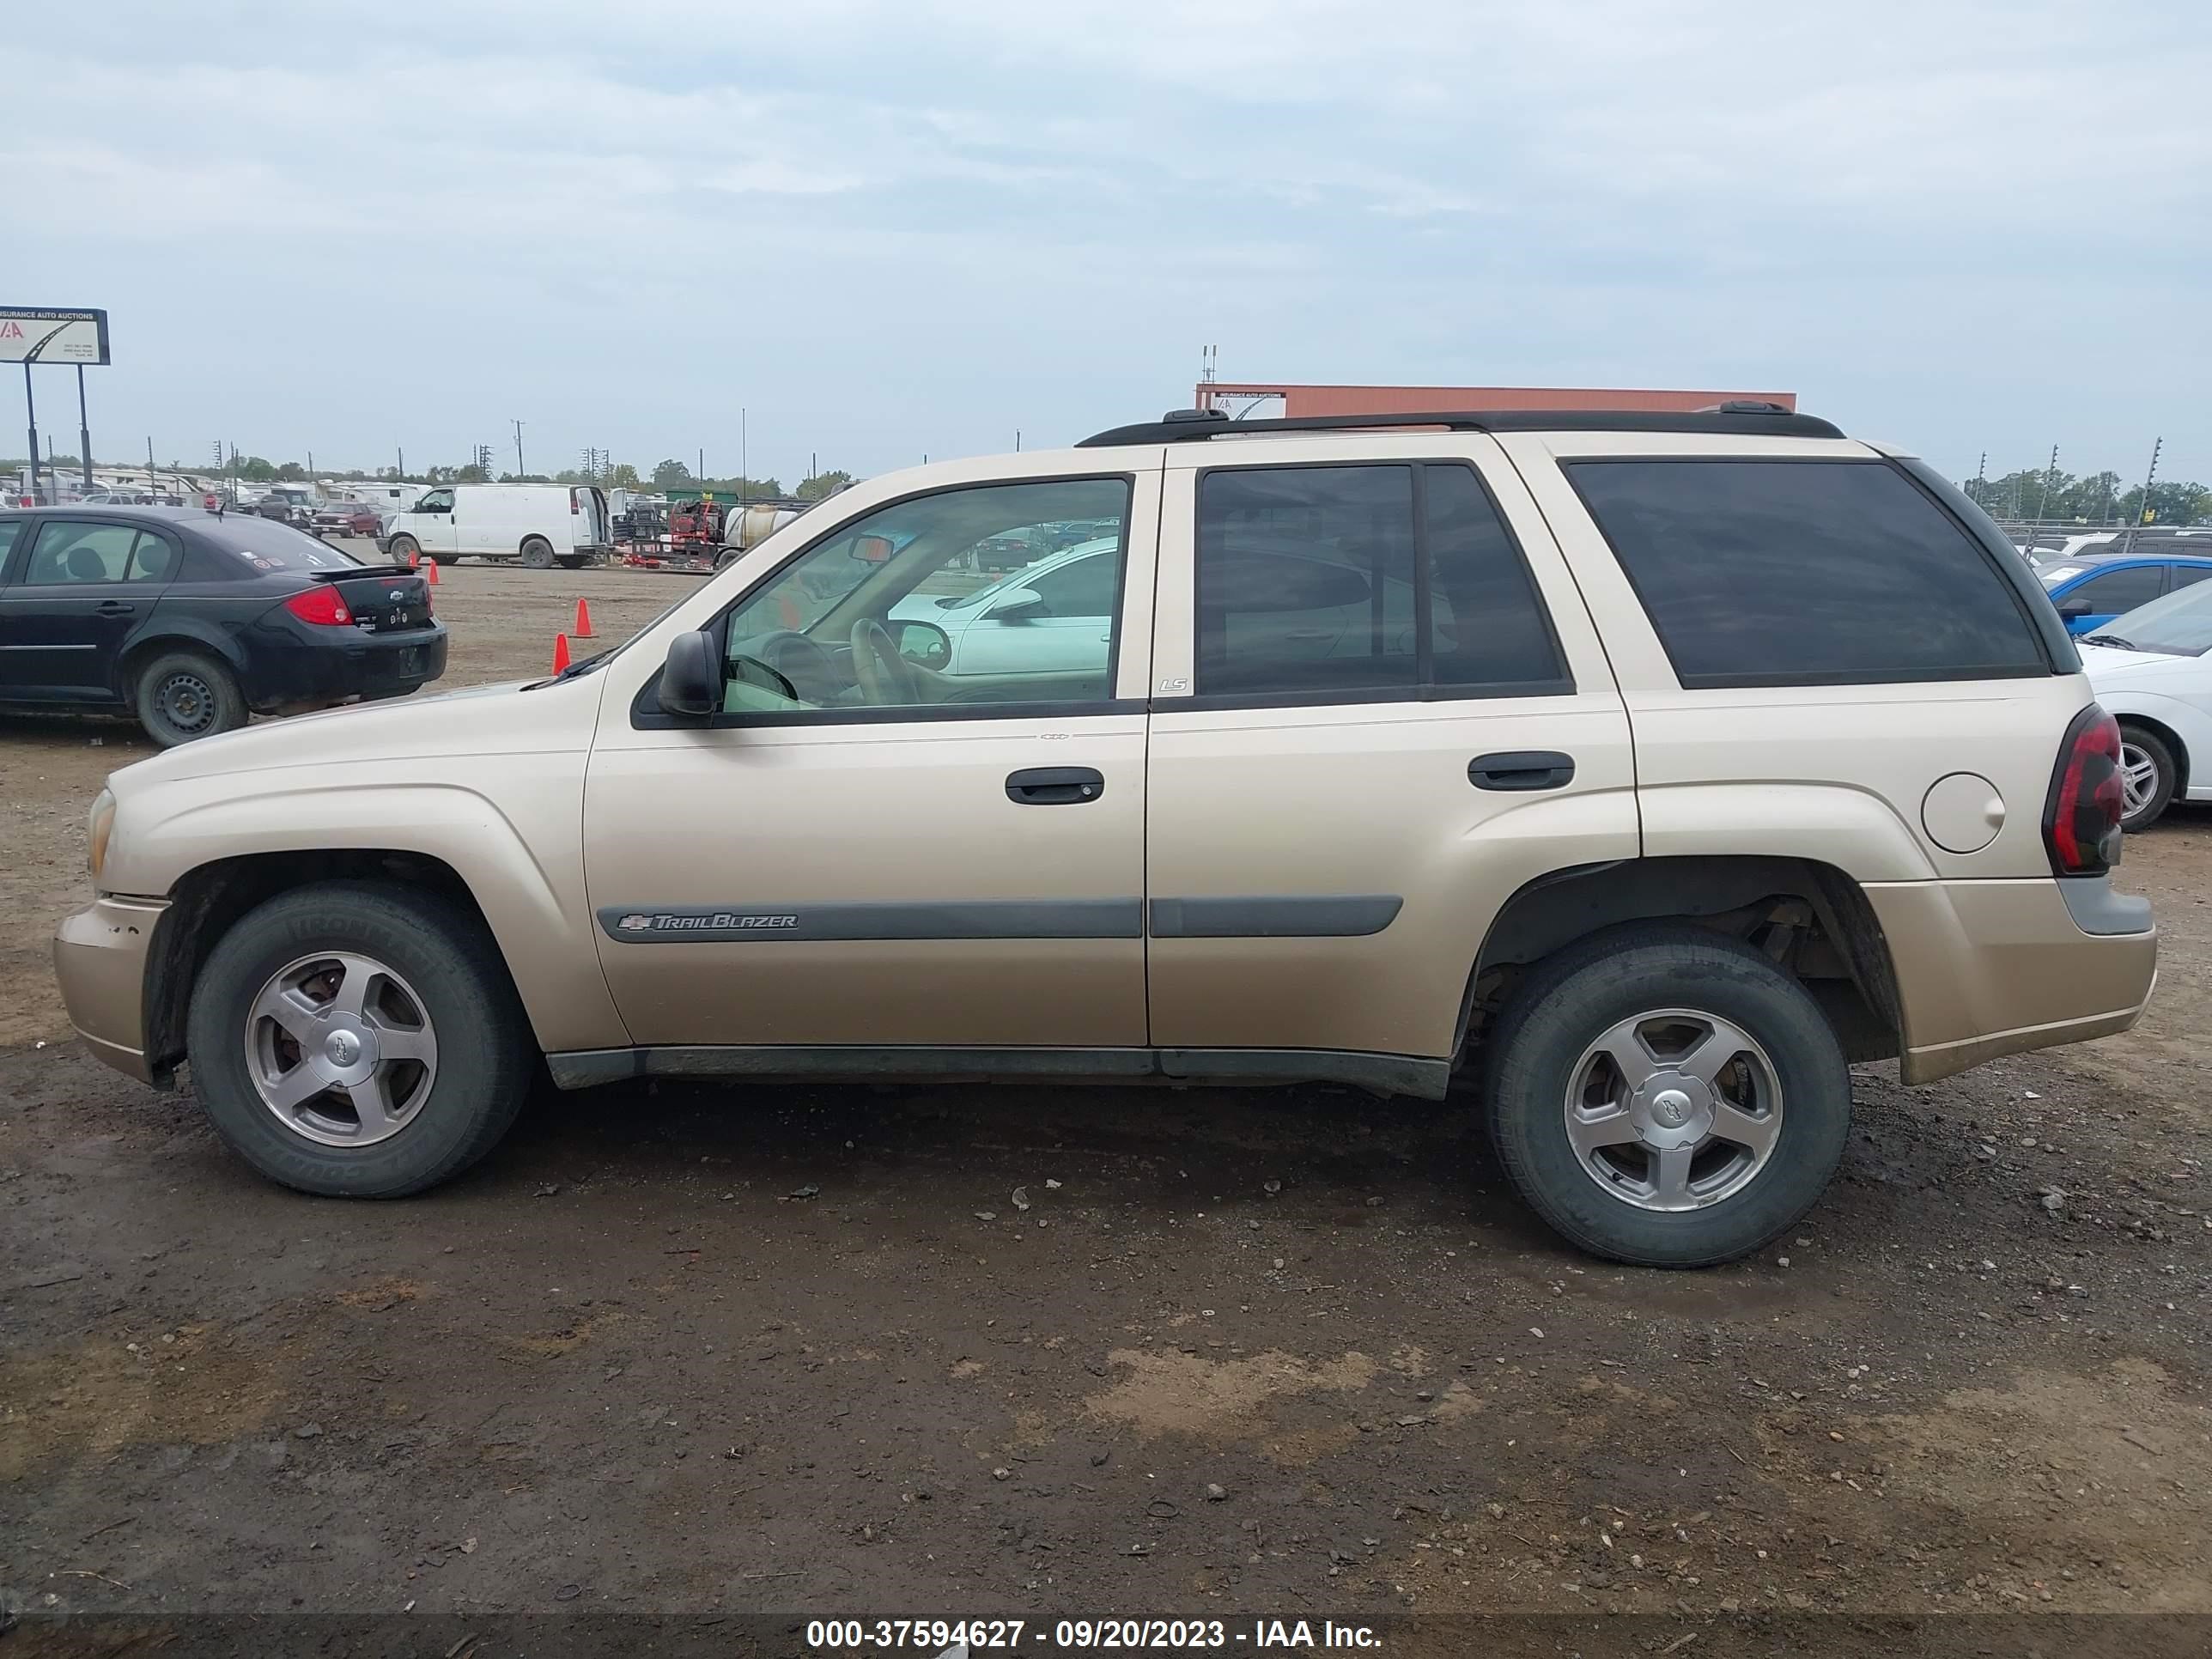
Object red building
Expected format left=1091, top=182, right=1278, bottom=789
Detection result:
left=1194, top=382, right=1797, bottom=417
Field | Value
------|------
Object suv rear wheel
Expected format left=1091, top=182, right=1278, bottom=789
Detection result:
left=1484, top=923, right=1850, bottom=1267
left=185, top=881, right=533, bottom=1197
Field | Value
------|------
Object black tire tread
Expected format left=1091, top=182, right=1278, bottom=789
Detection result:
left=133, top=648, right=246, bottom=747
left=185, top=879, right=532, bottom=1198
left=1484, top=921, right=1850, bottom=1268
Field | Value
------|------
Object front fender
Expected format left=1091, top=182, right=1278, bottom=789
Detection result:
left=111, top=769, right=626, bottom=1053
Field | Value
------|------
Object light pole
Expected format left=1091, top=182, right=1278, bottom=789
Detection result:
left=512, top=419, right=526, bottom=477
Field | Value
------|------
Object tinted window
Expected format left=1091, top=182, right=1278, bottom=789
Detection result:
left=24, top=521, right=138, bottom=584
left=1568, top=459, right=2046, bottom=686
left=0, top=520, right=21, bottom=574
left=1195, top=463, right=1565, bottom=700
left=194, top=514, right=362, bottom=572
left=2172, top=565, right=2212, bottom=590
left=2060, top=564, right=2164, bottom=616
left=1425, top=464, right=1570, bottom=690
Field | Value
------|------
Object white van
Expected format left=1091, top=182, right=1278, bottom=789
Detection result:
left=381, top=484, right=612, bottom=568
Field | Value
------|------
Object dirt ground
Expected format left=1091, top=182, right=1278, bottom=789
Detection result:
left=4, top=555, right=2211, bottom=1654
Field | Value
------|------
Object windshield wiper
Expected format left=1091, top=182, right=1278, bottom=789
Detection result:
left=2081, top=633, right=2137, bottom=650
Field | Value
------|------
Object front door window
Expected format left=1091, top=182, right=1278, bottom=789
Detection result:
left=719, top=477, right=1130, bottom=714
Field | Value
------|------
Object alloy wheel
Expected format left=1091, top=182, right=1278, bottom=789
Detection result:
left=1564, top=1008, right=1783, bottom=1212
left=243, top=951, right=440, bottom=1146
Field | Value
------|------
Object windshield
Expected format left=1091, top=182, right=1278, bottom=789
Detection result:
left=2096, top=580, right=2212, bottom=656
left=196, top=514, right=365, bottom=571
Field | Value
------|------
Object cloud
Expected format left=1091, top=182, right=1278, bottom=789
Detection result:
left=7, top=1, right=2209, bottom=483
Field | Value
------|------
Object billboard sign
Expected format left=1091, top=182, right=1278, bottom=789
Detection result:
left=0, top=307, right=110, bottom=365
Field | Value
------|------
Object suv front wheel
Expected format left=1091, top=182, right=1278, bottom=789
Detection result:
left=185, top=880, right=533, bottom=1197
left=1485, top=924, right=1850, bottom=1267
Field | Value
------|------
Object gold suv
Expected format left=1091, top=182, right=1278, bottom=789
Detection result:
left=53, top=407, right=2158, bottom=1266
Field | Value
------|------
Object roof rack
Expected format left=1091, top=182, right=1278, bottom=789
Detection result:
left=1077, top=404, right=1844, bottom=447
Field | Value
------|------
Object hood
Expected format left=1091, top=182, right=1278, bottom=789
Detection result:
left=109, top=676, right=593, bottom=793
left=2080, top=642, right=2193, bottom=684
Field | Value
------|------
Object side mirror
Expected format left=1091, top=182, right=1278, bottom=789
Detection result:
left=989, top=586, right=1047, bottom=622
left=659, top=629, right=720, bottom=716
left=2057, top=596, right=2091, bottom=619
left=896, top=621, right=951, bottom=669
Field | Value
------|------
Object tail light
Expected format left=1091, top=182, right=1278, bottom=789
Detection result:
left=570, top=488, right=580, bottom=515
left=284, top=586, right=353, bottom=626
left=2044, top=703, right=2124, bottom=876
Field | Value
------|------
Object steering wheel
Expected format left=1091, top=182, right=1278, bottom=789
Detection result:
left=740, top=629, right=838, bottom=704
left=849, top=617, right=921, bottom=705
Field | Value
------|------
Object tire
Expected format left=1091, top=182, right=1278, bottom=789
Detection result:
left=714, top=548, right=741, bottom=572
left=1484, top=922, right=1850, bottom=1268
left=133, top=649, right=246, bottom=747
left=428, top=550, right=456, bottom=566
left=520, top=536, right=555, bottom=570
left=2118, top=723, right=2179, bottom=832
left=184, top=880, right=533, bottom=1198
left=556, top=552, right=588, bottom=569
left=387, top=533, right=420, bottom=565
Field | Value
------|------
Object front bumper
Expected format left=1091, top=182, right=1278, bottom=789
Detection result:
left=53, top=895, right=167, bottom=1085
left=1865, top=876, right=2158, bottom=1084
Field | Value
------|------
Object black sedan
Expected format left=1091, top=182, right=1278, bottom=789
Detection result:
left=0, top=506, right=447, bottom=746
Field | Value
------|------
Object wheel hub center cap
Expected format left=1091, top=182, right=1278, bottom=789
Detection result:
left=325, top=1030, right=362, bottom=1066
left=1630, top=1071, right=1715, bottom=1149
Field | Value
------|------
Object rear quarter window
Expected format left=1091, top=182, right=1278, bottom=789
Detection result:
left=1566, top=459, right=2051, bottom=687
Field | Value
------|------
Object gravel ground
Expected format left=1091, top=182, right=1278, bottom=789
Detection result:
left=3, top=555, right=2209, bottom=1653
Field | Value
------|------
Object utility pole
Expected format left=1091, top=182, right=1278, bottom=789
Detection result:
left=1015, top=429, right=1022, bottom=452
left=511, top=418, right=526, bottom=477
left=147, top=435, right=155, bottom=495
left=2028, top=445, right=2058, bottom=535
left=2124, top=437, right=2162, bottom=554
left=397, top=445, right=405, bottom=483
left=739, top=408, right=748, bottom=507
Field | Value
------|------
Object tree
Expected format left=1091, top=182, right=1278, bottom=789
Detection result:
left=235, top=455, right=277, bottom=482
left=652, top=458, right=694, bottom=489
left=453, top=463, right=489, bottom=484
left=609, top=462, right=641, bottom=489
left=274, top=461, right=307, bottom=482
left=2118, top=481, right=2212, bottom=528
left=798, top=469, right=854, bottom=501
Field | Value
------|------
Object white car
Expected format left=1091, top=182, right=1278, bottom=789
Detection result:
left=889, top=537, right=1125, bottom=676
left=2078, top=579, right=2212, bottom=830
left=888, top=534, right=1438, bottom=681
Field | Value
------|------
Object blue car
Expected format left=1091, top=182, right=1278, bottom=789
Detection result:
left=2037, top=551, right=2212, bottom=635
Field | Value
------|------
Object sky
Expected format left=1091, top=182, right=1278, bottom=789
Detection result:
left=8, top=0, right=2211, bottom=489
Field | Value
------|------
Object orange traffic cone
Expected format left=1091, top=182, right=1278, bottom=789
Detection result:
left=574, top=598, right=594, bottom=638
left=551, top=633, right=571, bottom=674
left=422, top=558, right=440, bottom=585
left=408, top=550, right=419, bottom=569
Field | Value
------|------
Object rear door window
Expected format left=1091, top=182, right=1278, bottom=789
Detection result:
left=22, top=521, right=139, bottom=584
left=1194, top=462, right=1566, bottom=701
left=1566, top=459, right=2048, bottom=686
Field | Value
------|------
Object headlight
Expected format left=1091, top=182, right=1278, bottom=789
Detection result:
left=88, top=789, right=117, bottom=884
